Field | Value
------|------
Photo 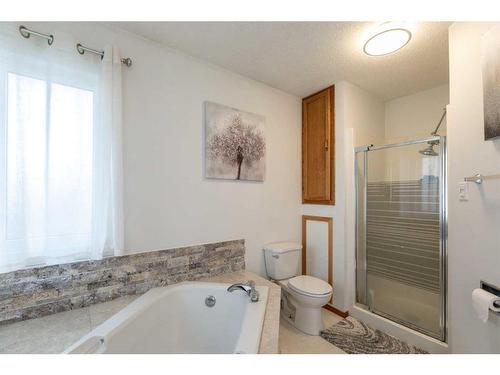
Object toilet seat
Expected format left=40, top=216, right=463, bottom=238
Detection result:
left=287, top=275, right=332, bottom=298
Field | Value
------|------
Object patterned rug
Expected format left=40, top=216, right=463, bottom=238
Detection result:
left=320, top=317, right=428, bottom=354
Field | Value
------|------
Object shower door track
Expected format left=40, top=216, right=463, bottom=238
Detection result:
left=354, top=135, right=447, bottom=343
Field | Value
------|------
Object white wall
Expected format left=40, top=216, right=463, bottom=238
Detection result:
left=18, top=22, right=302, bottom=276
left=448, top=22, right=500, bottom=353
left=385, top=84, right=449, bottom=143
left=302, top=81, right=385, bottom=312
left=346, top=84, right=386, bottom=148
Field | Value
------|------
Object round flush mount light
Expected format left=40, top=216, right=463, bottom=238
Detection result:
left=363, top=28, right=412, bottom=56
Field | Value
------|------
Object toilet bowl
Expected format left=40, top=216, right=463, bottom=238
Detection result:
left=278, top=275, right=332, bottom=335
left=263, top=242, right=333, bottom=335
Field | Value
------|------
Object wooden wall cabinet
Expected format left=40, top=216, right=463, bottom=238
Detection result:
left=302, top=86, right=335, bottom=205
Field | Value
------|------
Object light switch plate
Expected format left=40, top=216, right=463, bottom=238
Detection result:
left=458, top=181, right=469, bottom=201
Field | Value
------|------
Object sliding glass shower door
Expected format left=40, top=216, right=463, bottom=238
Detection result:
left=355, top=136, right=446, bottom=341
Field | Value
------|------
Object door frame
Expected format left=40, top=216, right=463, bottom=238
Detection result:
left=353, top=135, right=447, bottom=342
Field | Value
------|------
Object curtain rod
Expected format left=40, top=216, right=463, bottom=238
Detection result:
left=18, top=25, right=132, bottom=67
left=76, top=43, right=132, bottom=67
left=19, top=25, right=53, bottom=45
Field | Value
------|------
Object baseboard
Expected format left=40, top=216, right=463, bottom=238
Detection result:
left=323, top=304, right=349, bottom=318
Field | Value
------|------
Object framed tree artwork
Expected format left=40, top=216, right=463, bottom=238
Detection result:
left=205, top=101, right=266, bottom=181
left=482, top=25, right=500, bottom=140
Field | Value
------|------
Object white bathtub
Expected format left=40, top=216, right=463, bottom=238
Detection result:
left=64, top=282, right=269, bottom=354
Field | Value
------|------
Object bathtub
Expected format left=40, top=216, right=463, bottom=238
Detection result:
left=64, top=282, right=269, bottom=354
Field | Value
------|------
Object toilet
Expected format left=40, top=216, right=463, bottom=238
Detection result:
left=263, top=242, right=333, bottom=335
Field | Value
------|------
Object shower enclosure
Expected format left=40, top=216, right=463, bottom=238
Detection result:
left=355, top=136, right=446, bottom=341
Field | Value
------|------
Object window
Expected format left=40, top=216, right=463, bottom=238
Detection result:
left=0, top=27, right=123, bottom=272
left=2, top=73, right=95, bottom=269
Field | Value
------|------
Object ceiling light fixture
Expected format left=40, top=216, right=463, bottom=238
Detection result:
left=363, top=27, right=412, bottom=56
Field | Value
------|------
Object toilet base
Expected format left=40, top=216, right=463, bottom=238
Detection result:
left=280, top=290, right=326, bottom=336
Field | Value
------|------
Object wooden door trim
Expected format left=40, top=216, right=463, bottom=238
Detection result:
left=302, top=215, right=333, bottom=302
left=323, top=304, right=349, bottom=318
left=302, top=85, right=335, bottom=205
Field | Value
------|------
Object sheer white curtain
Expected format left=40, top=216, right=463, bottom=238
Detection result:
left=0, top=24, right=124, bottom=272
left=93, top=46, right=124, bottom=259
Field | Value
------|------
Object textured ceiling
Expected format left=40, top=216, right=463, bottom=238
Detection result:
left=111, top=22, right=450, bottom=100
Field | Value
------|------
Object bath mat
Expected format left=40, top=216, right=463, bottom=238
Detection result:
left=320, top=317, right=428, bottom=354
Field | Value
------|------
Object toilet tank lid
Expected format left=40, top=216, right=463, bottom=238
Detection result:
left=263, top=242, right=302, bottom=254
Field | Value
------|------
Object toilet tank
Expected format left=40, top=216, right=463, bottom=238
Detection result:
left=263, top=242, right=302, bottom=280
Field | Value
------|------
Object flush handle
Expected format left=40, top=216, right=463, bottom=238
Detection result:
left=272, top=254, right=279, bottom=259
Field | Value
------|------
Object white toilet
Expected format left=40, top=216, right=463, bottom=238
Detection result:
left=263, top=242, right=333, bottom=335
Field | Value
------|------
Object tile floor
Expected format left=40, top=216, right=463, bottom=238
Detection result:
left=279, top=308, right=346, bottom=354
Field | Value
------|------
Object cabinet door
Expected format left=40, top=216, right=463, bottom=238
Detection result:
left=302, top=86, right=335, bottom=205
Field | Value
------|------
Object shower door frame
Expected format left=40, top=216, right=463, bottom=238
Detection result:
left=354, top=135, right=447, bottom=342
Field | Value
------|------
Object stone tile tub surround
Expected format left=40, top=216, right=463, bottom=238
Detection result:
left=0, top=239, right=245, bottom=324
left=0, top=271, right=279, bottom=354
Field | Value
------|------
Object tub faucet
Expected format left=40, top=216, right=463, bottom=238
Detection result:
left=227, top=280, right=259, bottom=302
